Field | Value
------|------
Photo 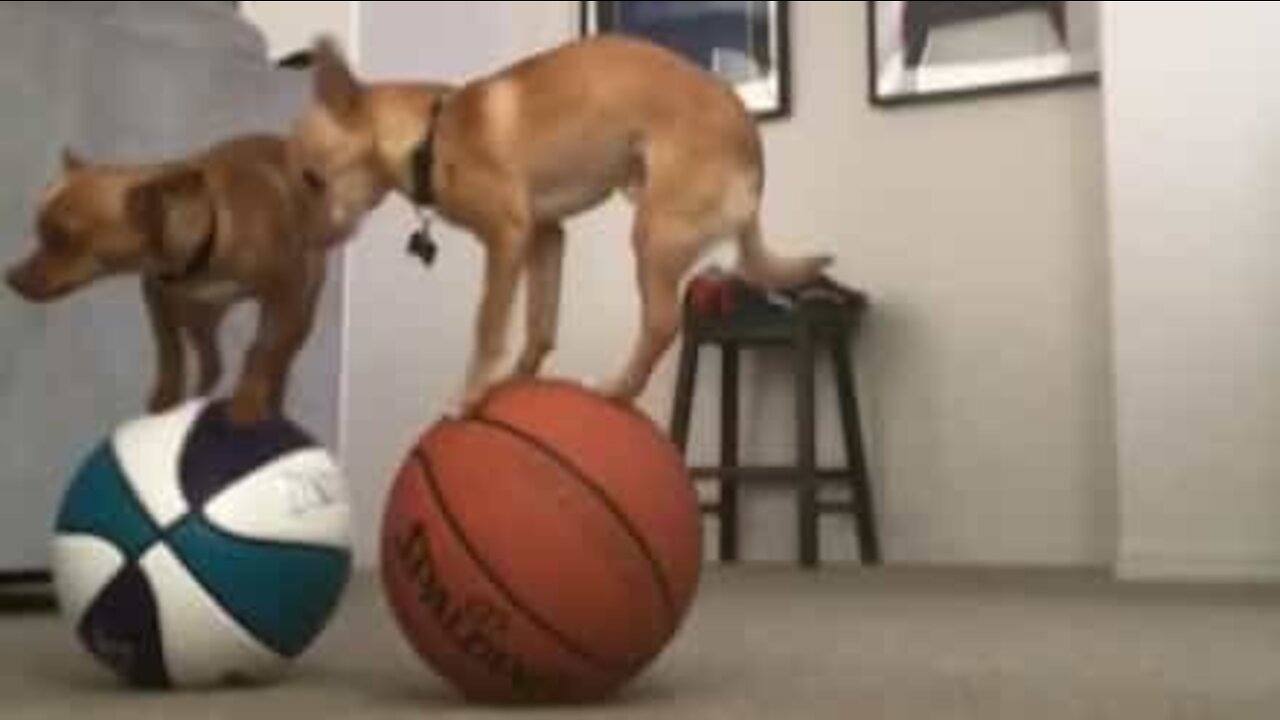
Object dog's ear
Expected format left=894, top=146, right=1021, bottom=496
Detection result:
left=61, top=147, right=86, bottom=173
left=313, top=36, right=363, bottom=123
left=125, top=167, right=215, bottom=270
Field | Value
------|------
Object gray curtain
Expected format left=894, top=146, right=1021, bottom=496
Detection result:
left=0, top=1, right=343, bottom=572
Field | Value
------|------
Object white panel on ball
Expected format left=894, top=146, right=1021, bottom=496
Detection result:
left=112, top=400, right=204, bottom=528
left=203, top=448, right=352, bottom=549
left=51, top=535, right=125, bottom=626
left=139, top=543, right=284, bottom=686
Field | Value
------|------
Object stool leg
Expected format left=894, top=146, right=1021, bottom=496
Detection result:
left=796, top=326, right=819, bottom=568
left=833, top=335, right=882, bottom=565
left=669, top=335, right=707, bottom=562
left=669, top=336, right=699, bottom=452
left=720, top=343, right=741, bottom=563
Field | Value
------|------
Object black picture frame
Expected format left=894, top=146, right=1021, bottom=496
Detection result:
left=581, top=1, right=791, bottom=121
left=867, top=1, right=1100, bottom=108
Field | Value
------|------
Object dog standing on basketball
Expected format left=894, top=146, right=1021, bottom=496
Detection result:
left=289, top=36, right=830, bottom=412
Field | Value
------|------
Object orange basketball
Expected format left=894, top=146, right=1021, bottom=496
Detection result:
left=380, top=379, right=702, bottom=704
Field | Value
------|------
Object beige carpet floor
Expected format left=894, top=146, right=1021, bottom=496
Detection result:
left=2, top=568, right=1280, bottom=719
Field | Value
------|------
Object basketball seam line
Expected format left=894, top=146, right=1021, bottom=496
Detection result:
left=75, top=445, right=175, bottom=685
left=59, top=532, right=157, bottom=680
left=140, top=525, right=287, bottom=660
left=108, top=443, right=165, bottom=555
left=179, top=400, right=316, bottom=510
left=411, top=447, right=630, bottom=675
left=176, top=438, right=350, bottom=555
left=75, top=562, right=172, bottom=687
left=466, top=415, right=680, bottom=632
left=111, top=437, right=339, bottom=660
left=189, top=508, right=353, bottom=558
left=162, top=512, right=349, bottom=659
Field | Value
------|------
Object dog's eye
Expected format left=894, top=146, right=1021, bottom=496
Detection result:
left=38, top=219, right=74, bottom=255
left=302, top=169, right=327, bottom=193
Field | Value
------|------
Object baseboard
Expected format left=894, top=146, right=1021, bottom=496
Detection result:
left=883, top=538, right=1112, bottom=569
left=1118, top=545, right=1280, bottom=583
left=0, top=570, right=51, bottom=585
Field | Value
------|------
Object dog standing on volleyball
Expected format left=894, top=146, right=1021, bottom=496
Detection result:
left=288, top=36, right=830, bottom=412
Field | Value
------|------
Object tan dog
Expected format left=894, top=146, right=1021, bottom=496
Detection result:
left=5, top=136, right=336, bottom=425
left=290, top=36, right=830, bottom=411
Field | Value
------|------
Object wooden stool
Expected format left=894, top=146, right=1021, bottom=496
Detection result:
left=669, top=273, right=881, bottom=567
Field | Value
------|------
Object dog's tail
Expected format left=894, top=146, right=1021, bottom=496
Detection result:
left=736, top=217, right=832, bottom=290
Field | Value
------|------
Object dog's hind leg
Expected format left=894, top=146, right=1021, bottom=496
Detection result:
left=598, top=209, right=702, bottom=403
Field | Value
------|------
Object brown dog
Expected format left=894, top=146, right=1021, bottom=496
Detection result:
left=5, top=136, right=336, bottom=425
left=289, top=36, right=830, bottom=412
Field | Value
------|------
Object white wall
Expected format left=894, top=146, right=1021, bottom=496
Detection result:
left=1104, top=2, right=1280, bottom=581
left=340, top=1, right=1113, bottom=568
left=340, top=2, right=537, bottom=566
left=240, top=1, right=353, bottom=60
left=734, top=2, right=1111, bottom=566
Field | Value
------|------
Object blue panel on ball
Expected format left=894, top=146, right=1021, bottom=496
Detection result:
left=57, top=442, right=160, bottom=560
left=77, top=561, right=170, bottom=687
left=179, top=401, right=316, bottom=509
left=167, top=514, right=350, bottom=658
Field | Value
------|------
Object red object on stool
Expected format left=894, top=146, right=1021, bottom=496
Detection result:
left=380, top=379, right=702, bottom=704
left=686, top=274, right=736, bottom=318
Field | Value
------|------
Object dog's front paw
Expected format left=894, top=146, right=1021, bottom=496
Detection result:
left=513, top=355, right=541, bottom=378
left=514, top=341, right=554, bottom=378
left=147, top=385, right=183, bottom=415
left=593, top=375, right=639, bottom=404
left=227, top=385, right=274, bottom=426
left=455, top=361, right=506, bottom=418
left=455, top=387, right=488, bottom=419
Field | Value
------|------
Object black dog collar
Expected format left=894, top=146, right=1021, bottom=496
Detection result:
left=409, top=96, right=448, bottom=207
left=406, top=95, right=448, bottom=268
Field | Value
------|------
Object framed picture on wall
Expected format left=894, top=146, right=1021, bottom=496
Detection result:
left=581, top=1, right=791, bottom=120
left=868, top=1, right=1100, bottom=107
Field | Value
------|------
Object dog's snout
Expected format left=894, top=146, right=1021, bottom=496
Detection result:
left=5, top=264, right=29, bottom=295
left=5, top=260, right=68, bottom=302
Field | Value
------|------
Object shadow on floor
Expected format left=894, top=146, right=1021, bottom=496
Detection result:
left=337, top=665, right=700, bottom=714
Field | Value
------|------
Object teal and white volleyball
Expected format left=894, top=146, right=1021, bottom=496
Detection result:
left=51, top=399, right=352, bottom=688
